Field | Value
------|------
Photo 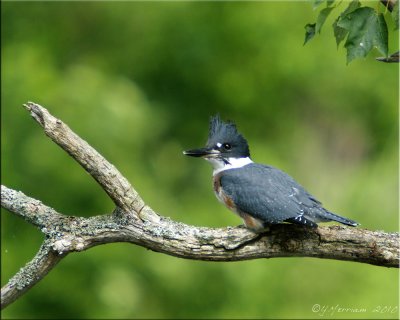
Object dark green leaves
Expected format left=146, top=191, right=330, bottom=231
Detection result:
left=304, top=23, right=316, bottom=44
left=312, top=0, right=335, bottom=10
left=392, top=0, right=399, bottom=30
left=305, top=0, right=395, bottom=64
left=304, top=6, right=335, bottom=45
left=316, top=7, right=335, bottom=33
left=332, top=0, right=361, bottom=48
left=337, top=7, right=388, bottom=63
left=312, top=0, right=326, bottom=10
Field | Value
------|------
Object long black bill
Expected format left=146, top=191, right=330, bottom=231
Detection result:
left=183, top=147, right=216, bottom=157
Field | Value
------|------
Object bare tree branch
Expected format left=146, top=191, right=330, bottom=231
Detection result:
left=22, top=102, right=145, bottom=215
left=1, top=240, right=67, bottom=309
left=2, top=102, right=399, bottom=309
left=1, top=186, right=66, bottom=229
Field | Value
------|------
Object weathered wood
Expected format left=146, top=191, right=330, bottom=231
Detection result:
left=23, top=102, right=145, bottom=214
left=1, top=102, right=399, bottom=309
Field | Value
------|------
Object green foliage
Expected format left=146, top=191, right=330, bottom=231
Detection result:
left=393, top=0, right=400, bottom=30
left=306, top=0, right=398, bottom=64
left=333, top=1, right=362, bottom=48
left=337, top=7, right=388, bottom=63
left=316, top=6, right=336, bottom=33
left=1, top=1, right=398, bottom=319
left=304, top=23, right=316, bottom=44
left=304, top=6, right=336, bottom=45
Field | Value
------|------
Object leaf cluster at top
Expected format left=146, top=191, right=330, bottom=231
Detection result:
left=305, top=0, right=398, bottom=64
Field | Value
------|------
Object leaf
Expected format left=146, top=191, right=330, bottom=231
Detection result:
left=305, top=1, right=336, bottom=45
left=326, top=0, right=336, bottom=7
left=392, top=0, right=399, bottom=30
left=341, top=0, right=361, bottom=14
left=312, top=0, right=326, bottom=10
left=337, top=7, right=389, bottom=63
left=316, top=7, right=335, bottom=33
left=374, top=13, right=389, bottom=57
left=332, top=0, right=361, bottom=47
left=304, top=23, right=316, bottom=45
left=332, top=18, right=349, bottom=48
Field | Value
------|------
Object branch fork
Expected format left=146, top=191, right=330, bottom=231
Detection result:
left=1, top=102, right=399, bottom=309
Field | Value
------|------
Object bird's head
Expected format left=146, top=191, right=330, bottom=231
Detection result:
left=183, top=115, right=250, bottom=169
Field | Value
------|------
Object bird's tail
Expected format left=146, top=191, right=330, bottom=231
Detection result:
left=319, top=210, right=359, bottom=227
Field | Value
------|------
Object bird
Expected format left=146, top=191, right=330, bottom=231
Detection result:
left=183, top=115, right=359, bottom=232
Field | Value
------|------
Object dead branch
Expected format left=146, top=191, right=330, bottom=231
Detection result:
left=1, top=102, right=399, bottom=309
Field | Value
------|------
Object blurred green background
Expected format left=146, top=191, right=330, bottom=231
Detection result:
left=1, top=1, right=398, bottom=319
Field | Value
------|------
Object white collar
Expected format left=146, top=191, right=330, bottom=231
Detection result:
left=206, top=157, right=253, bottom=175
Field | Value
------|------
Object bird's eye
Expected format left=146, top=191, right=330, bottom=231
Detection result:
left=223, top=143, right=232, bottom=150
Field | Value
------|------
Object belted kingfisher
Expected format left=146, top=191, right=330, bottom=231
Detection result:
left=183, top=115, right=359, bottom=231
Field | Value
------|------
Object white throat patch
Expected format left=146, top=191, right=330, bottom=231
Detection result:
left=207, top=157, right=253, bottom=175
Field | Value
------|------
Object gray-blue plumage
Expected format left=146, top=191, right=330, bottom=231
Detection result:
left=219, top=163, right=357, bottom=227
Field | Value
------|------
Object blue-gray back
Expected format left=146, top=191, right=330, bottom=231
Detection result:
left=220, top=163, right=322, bottom=223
